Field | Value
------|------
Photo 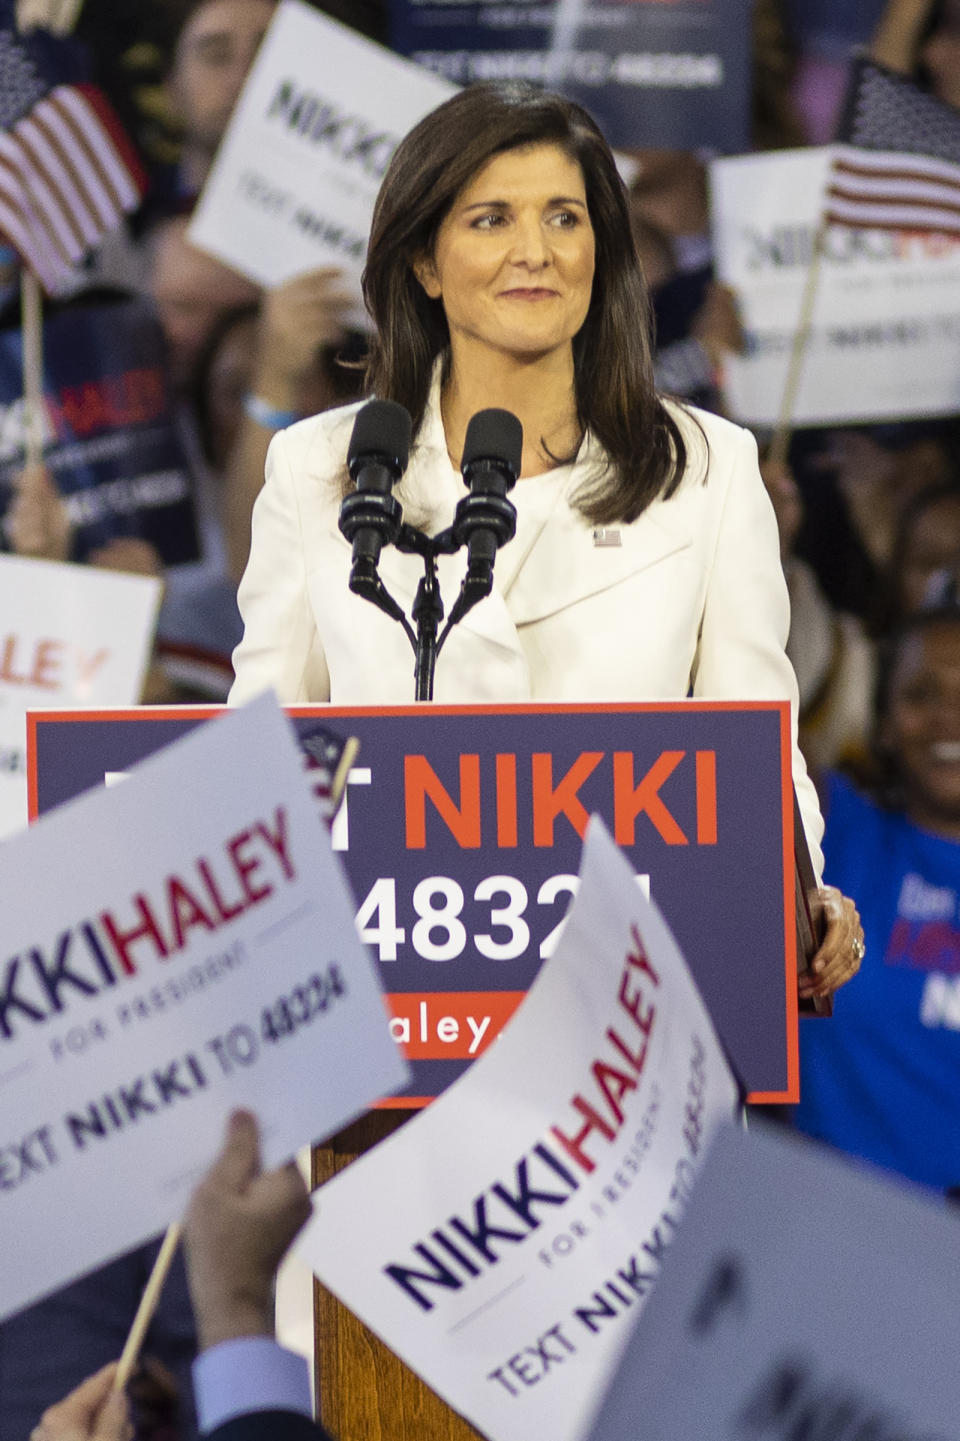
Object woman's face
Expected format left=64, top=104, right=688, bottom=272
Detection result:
left=415, top=142, right=595, bottom=368
left=887, top=620, right=960, bottom=836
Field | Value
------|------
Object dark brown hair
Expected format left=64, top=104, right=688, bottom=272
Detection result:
left=362, top=81, right=698, bottom=525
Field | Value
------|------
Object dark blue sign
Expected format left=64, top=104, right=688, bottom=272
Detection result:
left=28, top=702, right=797, bottom=1102
left=390, top=0, right=751, bottom=151
left=0, top=294, right=199, bottom=566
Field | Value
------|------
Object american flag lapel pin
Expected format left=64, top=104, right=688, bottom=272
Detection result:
left=592, top=527, right=622, bottom=547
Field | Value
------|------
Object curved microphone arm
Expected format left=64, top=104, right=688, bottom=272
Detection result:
left=346, top=559, right=417, bottom=651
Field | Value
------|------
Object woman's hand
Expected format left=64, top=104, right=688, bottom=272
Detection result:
left=30, top=1364, right=131, bottom=1441
left=798, top=885, right=864, bottom=1000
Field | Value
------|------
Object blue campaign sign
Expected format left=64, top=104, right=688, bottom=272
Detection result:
left=0, top=293, right=200, bottom=567
left=27, top=702, right=797, bottom=1103
left=390, top=0, right=751, bottom=152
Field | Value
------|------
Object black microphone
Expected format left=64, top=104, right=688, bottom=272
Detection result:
left=453, top=407, right=522, bottom=572
left=338, top=400, right=412, bottom=570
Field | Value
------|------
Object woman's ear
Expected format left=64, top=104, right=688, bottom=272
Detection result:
left=412, top=254, right=442, bottom=299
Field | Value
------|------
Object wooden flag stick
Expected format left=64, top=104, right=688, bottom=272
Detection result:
left=767, top=219, right=828, bottom=468
left=330, top=736, right=360, bottom=810
left=113, top=1223, right=183, bottom=1392
left=107, top=735, right=356, bottom=1396
left=20, top=268, right=44, bottom=469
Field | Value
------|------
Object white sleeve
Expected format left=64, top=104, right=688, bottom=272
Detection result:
left=229, top=429, right=331, bottom=706
left=692, top=425, right=825, bottom=881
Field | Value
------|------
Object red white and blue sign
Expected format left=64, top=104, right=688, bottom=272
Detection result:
left=28, top=700, right=799, bottom=1103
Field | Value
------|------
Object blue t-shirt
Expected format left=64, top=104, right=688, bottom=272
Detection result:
left=793, top=772, right=960, bottom=1191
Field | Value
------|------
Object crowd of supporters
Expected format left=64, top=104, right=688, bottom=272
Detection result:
left=1, top=1, right=958, bottom=1437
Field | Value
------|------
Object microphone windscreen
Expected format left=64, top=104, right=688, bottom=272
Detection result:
left=347, top=400, right=412, bottom=475
left=461, top=408, right=523, bottom=481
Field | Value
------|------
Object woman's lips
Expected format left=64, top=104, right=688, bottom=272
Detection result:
left=499, top=288, right=559, bottom=299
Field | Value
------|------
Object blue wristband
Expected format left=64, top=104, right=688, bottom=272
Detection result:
left=241, top=394, right=303, bottom=430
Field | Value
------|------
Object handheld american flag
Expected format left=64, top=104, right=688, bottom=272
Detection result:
left=0, top=6, right=146, bottom=294
left=826, top=55, right=960, bottom=236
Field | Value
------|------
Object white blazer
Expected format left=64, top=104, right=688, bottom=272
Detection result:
left=230, top=383, right=825, bottom=875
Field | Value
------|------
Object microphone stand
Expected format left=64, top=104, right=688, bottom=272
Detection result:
left=341, top=495, right=517, bottom=702
left=394, top=523, right=456, bottom=703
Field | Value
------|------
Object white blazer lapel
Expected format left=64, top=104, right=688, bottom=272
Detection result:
left=505, top=434, right=694, bottom=625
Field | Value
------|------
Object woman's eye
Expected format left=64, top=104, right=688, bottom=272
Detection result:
left=551, top=210, right=580, bottom=227
left=472, top=212, right=506, bottom=230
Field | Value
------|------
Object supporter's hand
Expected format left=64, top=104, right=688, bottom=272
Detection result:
left=88, top=538, right=165, bottom=580
left=29, top=1363, right=131, bottom=1441
left=691, top=281, right=744, bottom=372
left=184, top=1109, right=312, bottom=1351
left=798, top=885, right=864, bottom=1000
left=6, top=462, right=72, bottom=561
left=255, top=268, right=354, bottom=399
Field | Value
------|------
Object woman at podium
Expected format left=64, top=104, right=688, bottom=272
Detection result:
left=229, top=81, right=863, bottom=1000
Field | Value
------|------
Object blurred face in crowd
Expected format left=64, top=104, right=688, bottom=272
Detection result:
left=898, top=493, right=960, bottom=615
left=627, top=149, right=709, bottom=238
left=886, top=619, right=960, bottom=837
left=631, top=214, right=674, bottom=292
left=169, top=0, right=276, bottom=157
left=893, top=437, right=952, bottom=491
left=149, top=217, right=261, bottom=391
left=414, top=143, right=595, bottom=369
left=835, top=433, right=950, bottom=501
left=921, top=0, right=960, bottom=110
left=826, top=431, right=951, bottom=567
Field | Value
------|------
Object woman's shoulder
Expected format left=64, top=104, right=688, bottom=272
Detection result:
left=661, top=396, right=755, bottom=453
left=658, top=397, right=758, bottom=488
left=272, top=397, right=368, bottom=475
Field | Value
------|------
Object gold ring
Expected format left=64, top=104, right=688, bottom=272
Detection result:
left=852, top=936, right=865, bottom=961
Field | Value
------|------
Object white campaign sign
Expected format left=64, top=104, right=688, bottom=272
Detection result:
left=0, top=694, right=409, bottom=1321
left=188, top=0, right=455, bottom=321
left=587, top=1120, right=960, bottom=1441
left=296, top=817, right=740, bottom=1441
left=0, top=555, right=160, bottom=841
left=711, top=147, right=960, bottom=426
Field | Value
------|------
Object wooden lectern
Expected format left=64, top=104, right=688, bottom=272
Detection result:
left=312, top=1113, right=483, bottom=1440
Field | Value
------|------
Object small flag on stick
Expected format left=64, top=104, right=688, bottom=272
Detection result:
left=0, top=4, right=146, bottom=293
left=826, top=55, right=960, bottom=236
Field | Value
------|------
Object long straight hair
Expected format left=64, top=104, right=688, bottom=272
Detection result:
left=362, top=82, right=697, bottom=524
